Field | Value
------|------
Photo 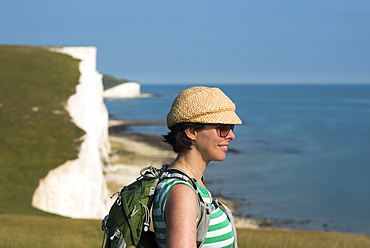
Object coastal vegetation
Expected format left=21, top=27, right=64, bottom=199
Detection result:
left=102, top=74, right=129, bottom=90
left=0, top=45, right=369, bottom=247
left=0, top=45, right=84, bottom=215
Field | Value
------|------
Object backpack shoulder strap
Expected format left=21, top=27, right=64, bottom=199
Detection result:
left=214, top=200, right=239, bottom=248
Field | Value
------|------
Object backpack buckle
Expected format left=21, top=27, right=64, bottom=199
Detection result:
left=101, top=215, right=109, bottom=231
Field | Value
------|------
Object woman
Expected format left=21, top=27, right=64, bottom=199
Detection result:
left=153, top=86, right=242, bottom=248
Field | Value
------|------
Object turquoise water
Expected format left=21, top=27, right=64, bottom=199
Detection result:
left=105, top=84, right=370, bottom=235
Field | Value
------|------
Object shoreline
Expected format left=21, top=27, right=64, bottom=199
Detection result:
left=104, top=121, right=370, bottom=234
left=105, top=121, right=260, bottom=229
left=105, top=121, right=352, bottom=233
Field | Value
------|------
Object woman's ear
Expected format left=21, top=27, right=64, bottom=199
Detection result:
left=184, top=127, right=197, bottom=141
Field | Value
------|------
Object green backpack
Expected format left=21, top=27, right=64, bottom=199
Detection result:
left=101, top=164, right=238, bottom=248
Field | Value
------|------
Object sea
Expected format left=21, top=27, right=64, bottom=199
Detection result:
left=104, top=84, right=370, bottom=235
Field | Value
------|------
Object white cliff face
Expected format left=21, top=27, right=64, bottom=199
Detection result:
left=103, top=82, right=141, bottom=98
left=32, top=46, right=111, bottom=219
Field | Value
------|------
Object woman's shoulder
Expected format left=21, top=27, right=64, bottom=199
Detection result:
left=154, top=177, right=199, bottom=217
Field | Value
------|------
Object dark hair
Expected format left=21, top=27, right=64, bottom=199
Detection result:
left=162, top=123, right=206, bottom=153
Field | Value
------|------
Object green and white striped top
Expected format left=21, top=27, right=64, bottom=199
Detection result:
left=152, top=178, right=235, bottom=248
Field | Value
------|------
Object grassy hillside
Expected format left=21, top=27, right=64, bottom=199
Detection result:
left=0, top=45, right=84, bottom=215
left=102, top=74, right=129, bottom=90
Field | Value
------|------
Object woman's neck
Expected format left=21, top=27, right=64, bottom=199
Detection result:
left=169, top=154, right=207, bottom=188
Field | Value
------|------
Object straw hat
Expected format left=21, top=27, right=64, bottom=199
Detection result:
left=166, top=86, right=242, bottom=128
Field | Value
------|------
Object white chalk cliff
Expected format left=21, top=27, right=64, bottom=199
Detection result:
left=103, top=82, right=141, bottom=98
left=32, top=46, right=111, bottom=219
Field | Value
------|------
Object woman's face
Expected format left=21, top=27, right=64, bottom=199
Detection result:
left=193, top=125, right=236, bottom=163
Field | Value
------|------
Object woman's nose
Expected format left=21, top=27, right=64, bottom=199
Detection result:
left=227, top=129, right=236, bottom=140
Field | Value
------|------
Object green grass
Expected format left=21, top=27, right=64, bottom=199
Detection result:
left=0, top=215, right=369, bottom=248
left=237, top=228, right=370, bottom=248
left=0, top=215, right=102, bottom=248
left=0, top=45, right=84, bottom=215
left=102, top=74, right=129, bottom=90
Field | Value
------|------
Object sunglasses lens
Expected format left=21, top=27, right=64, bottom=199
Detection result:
left=218, top=124, right=235, bottom=137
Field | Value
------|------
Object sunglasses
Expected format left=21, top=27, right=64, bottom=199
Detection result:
left=215, top=124, right=235, bottom=138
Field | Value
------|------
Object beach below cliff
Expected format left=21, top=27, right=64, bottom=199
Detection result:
left=104, top=122, right=260, bottom=229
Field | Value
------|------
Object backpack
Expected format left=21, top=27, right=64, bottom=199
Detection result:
left=101, top=164, right=238, bottom=248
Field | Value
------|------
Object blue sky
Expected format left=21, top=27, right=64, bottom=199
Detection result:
left=2, top=0, right=369, bottom=84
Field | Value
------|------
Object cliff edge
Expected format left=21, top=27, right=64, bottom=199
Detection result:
left=103, top=81, right=141, bottom=98
left=32, top=47, right=111, bottom=219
